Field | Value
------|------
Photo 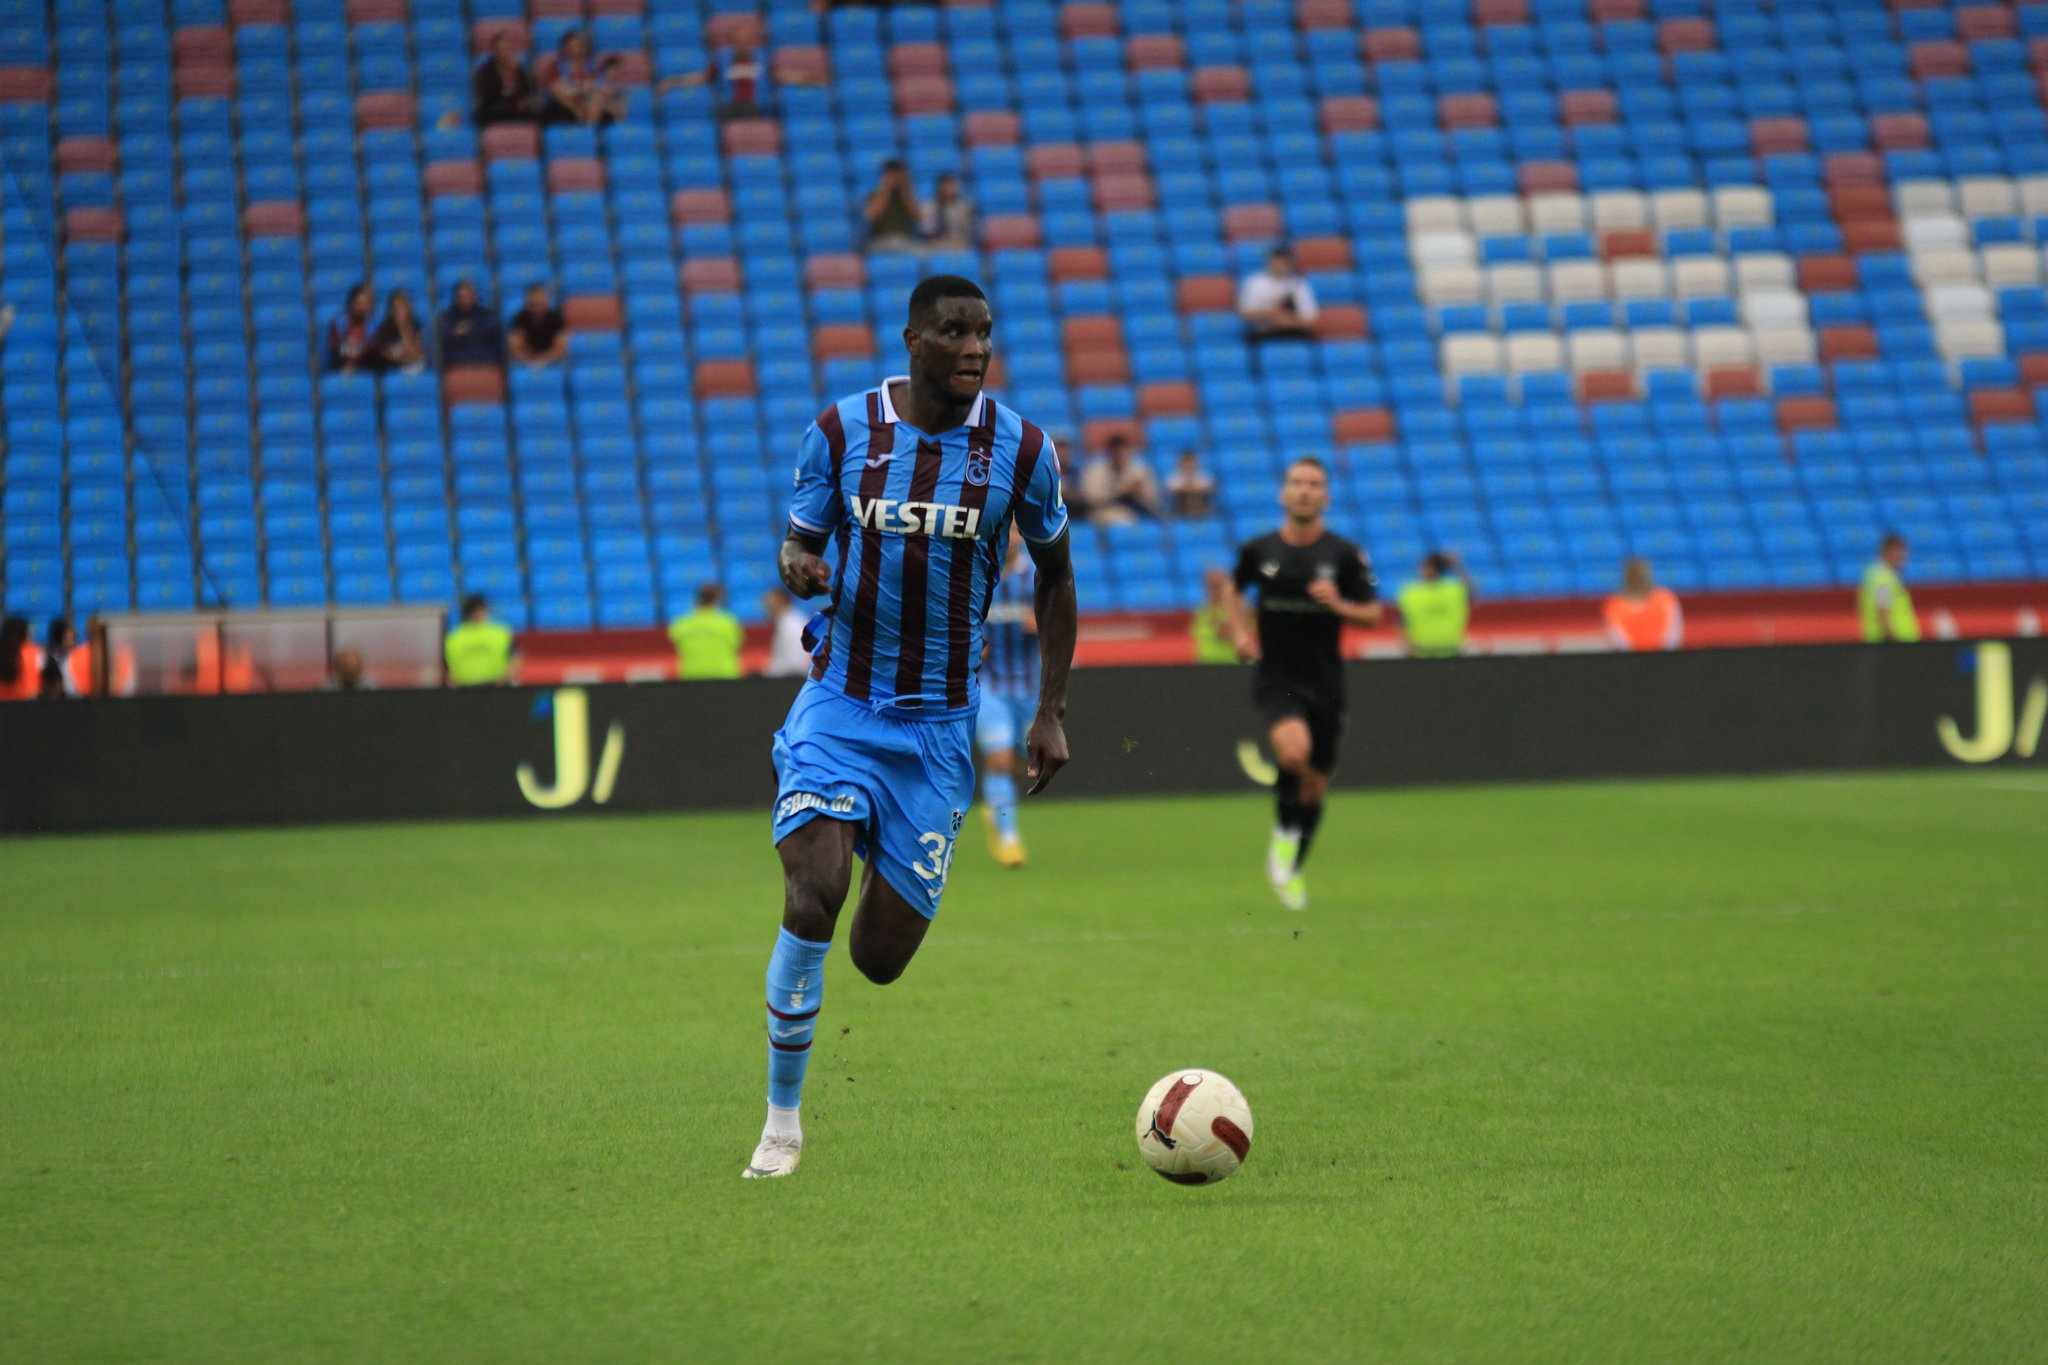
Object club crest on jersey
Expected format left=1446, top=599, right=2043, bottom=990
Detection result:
left=965, top=445, right=993, bottom=487
left=849, top=495, right=984, bottom=539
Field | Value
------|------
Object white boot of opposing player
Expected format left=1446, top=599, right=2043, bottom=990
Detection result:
left=743, top=1105, right=803, bottom=1179
left=1266, top=829, right=1306, bottom=910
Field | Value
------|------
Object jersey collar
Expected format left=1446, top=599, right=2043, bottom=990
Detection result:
left=877, top=376, right=987, bottom=432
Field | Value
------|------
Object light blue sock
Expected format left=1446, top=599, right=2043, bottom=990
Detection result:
left=984, top=770, right=1020, bottom=838
left=764, top=927, right=829, bottom=1110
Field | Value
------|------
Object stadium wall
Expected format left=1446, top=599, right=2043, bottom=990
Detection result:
left=3, top=639, right=2044, bottom=833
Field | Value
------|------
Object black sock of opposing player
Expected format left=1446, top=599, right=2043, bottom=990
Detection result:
left=1294, top=802, right=1324, bottom=869
left=1274, top=770, right=1302, bottom=834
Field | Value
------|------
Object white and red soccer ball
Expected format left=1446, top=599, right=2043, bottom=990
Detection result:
left=1134, top=1069, right=1254, bottom=1185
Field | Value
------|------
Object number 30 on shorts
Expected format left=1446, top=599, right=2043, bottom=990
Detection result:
left=912, top=832, right=955, bottom=886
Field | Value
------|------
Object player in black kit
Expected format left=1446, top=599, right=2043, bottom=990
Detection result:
left=1227, top=457, right=1381, bottom=909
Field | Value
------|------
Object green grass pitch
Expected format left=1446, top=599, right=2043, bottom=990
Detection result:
left=4, top=773, right=2046, bottom=1362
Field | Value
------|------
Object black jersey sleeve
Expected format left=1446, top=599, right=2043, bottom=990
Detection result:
left=1339, top=541, right=1378, bottom=603
left=1232, top=538, right=1261, bottom=593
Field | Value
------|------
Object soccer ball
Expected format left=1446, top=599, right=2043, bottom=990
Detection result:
left=1134, top=1069, right=1254, bottom=1185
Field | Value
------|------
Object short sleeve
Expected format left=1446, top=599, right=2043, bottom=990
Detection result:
left=1232, top=540, right=1259, bottom=591
left=1339, top=543, right=1377, bottom=602
left=787, top=420, right=843, bottom=537
left=1014, top=431, right=1070, bottom=546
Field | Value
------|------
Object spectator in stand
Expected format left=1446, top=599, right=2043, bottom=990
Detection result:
left=472, top=30, right=539, bottom=126
left=1603, top=557, right=1683, bottom=652
left=669, top=582, right=743, bottom=680
left=1190, top=566, right=1243, bottom=663
left=862, top=159, right=923, bottom=252
left=1237, top=246, right=1319, bottom=342
left=323, top=282, right=377, bottom=373
left=1080, top=433, right=1162, bottom=526
left=541, top=30, right=626, bottom=127
left=445, top=594, right=518, bottom=685
left=762, top=586, right=813, bottom=677
left=0, top=616, right=32, bottom=700
left=1858, top=532, right=1921, bottom=643
left=508, top=283, right=568, bottom=368
left=38, top=617, right=79, bottom=698
left=1166, top=449, right=1216, bottom=518
left=919, top=172, right=975, bottom=249
left=325, top=647, right=373, bottom=692
left=370, top=288, right=427, bottom=375
left=1397, top=550, right=1471, bottom=658
left=437, top=280, right=506, bottom=369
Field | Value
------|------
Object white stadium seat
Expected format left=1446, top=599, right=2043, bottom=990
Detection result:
left=1711, top=186, right=1774, bottom=229
left=1733, top=252, right=1795, bottom=293
left=1609, top=258, right=1670, bottom=299
left=1418, top=262, right=1484, bottom=306
left=1589, top=190, right=1650, bottom=230
left=1566, top=328, right=1629, bottom=372
left=1547, top=260, right=1609, bottom=302
left=1935, top=319, right=2006, bottom=360
left=1441, top=334, right=1505, bottom=376
left=1505, top=332, right=1565, bottom=373
left=1982, top=245, right=2043, bottom=287
left=1902, top=214, right=1969, bottom=255
left=1672, top=256, right=1732, bottom=297
left=1411, top=229, right=1477, bottom=269
left=1893, top=180, right=1957, bottom=219
left=1629, top=327, right=1690, bottom=371
left=1741, top=290, right=1809, bottom=329
left=1650, top=189, right=1709, bottom=231
left=2019, top=174, right=2048, bottom=217
left=1693, top=326, right=1757, bottom=368
left=1484, top=262, right=1544, bottom=304
left=1957, top=176, right=2018, bottom=219
left=1926, top=283, right=1995, bottom=323
left=1752, top=326, right=1818, bottom=366
left=1528, top=192, right=1588, bottom=232
left=1405, top=196, right=1467, bottom=233
left=1467, top=195, right=1527, bottom=236
left=1910, top=249, right=1981, bottom=287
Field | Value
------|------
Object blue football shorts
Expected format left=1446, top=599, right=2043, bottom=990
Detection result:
left=974, top=689, right=1034, bottom=754
left=771, top=681, right=977, bottom=918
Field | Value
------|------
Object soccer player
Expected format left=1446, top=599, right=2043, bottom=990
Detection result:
left=745, top=276, right=1078, bottom=1179
left=1227, top=457, right=1381, bottom=911
left=976, top=528, right=1037, bottom=867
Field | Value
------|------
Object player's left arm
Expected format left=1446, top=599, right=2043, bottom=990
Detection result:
left=1014, top=433, right=1076, bottom=795
left=1024, top=529, right=1075, bottom=796
left=1307, top=545, right=1383, bottom=625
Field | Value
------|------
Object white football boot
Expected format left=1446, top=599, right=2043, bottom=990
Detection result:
left=742, top=1133, right=802, bottom=1179
left=1266, top=828, right=1306, bottom=909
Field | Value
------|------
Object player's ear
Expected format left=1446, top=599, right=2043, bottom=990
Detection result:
left=903, top=325, right=919, bottom=357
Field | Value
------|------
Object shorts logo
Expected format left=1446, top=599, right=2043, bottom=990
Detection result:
left=778, top=792, right=857, bottom=819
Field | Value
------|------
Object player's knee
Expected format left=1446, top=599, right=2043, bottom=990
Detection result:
left=1273, top=733, right=1312, bottom=772
left=983, top=747, right=1013, bottom=774
left=849, top=941, right=906, bottom=985
left=780, top=864, right=847, bottom=939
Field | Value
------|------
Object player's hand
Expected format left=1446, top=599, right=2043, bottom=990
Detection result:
left=1024, top=711, right=1068, bottom=796
left=1306, top=579, right=1342, bottom=609
left=1233, top=627, right=1259, bottom=662
left=778, top=543, right=832, bottom=598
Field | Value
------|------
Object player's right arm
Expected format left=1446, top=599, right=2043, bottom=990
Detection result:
left=779, top=419, right=843, bottom=598
left=1228, top=543, right=1261, bottom=661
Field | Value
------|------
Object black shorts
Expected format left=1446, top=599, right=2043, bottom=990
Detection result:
left=1254, top=679, right=1346, bottom=775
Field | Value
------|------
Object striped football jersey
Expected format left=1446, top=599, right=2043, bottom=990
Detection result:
left=980, top=556, right=1038, bottom=701
left=787, top=380, right=1068, bottom=717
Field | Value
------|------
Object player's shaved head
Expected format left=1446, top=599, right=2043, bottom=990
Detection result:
left=907, top=274, right=988, bottom=329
